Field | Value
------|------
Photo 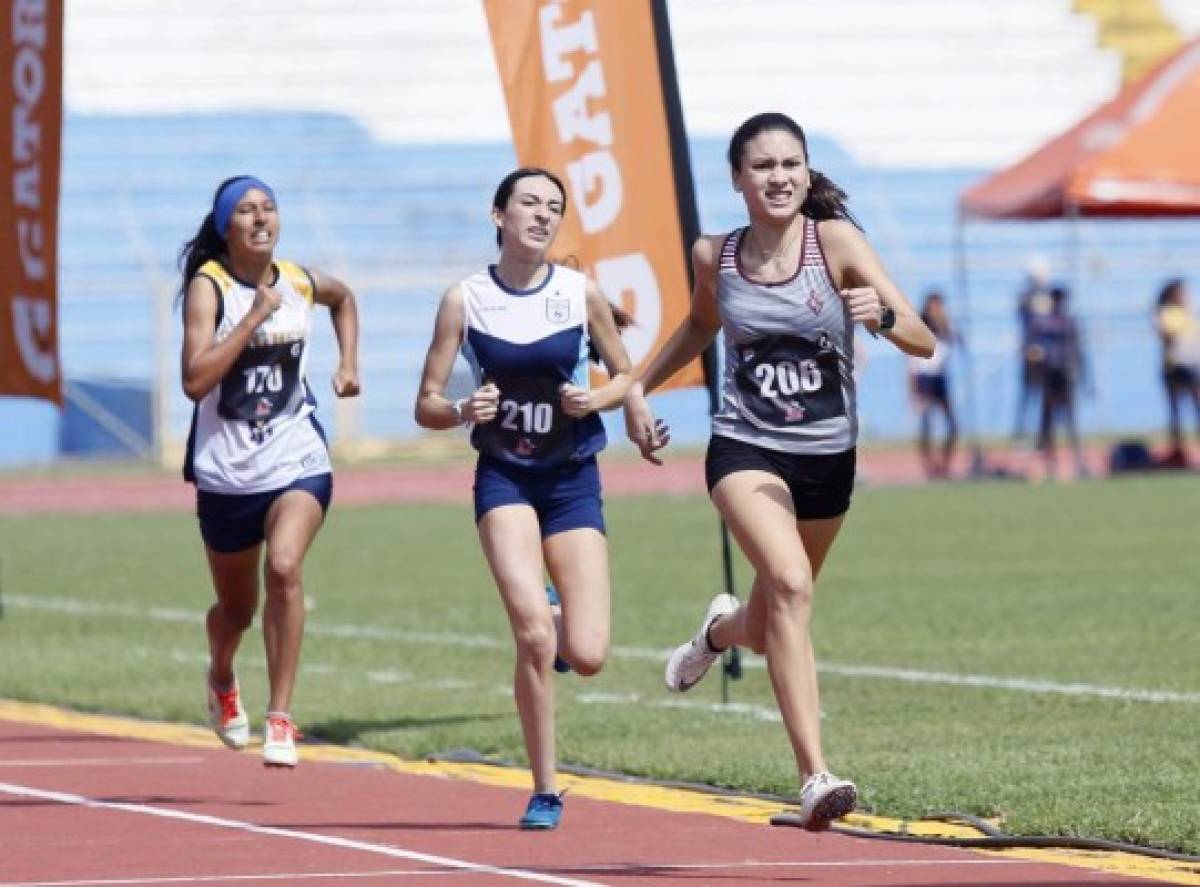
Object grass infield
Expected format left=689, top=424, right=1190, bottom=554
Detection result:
left=0, top=472, right=1196, bottom=853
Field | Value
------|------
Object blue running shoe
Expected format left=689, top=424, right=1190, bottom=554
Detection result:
left=546, top=585, right=570, bottom=674
left=519, top=792, right=564, bottom=830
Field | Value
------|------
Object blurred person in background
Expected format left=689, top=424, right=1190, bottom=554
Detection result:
left=414, top=167, right=636, bottom=831
left=1154, top=278, right=1200, bottom=467
left=908, top=290, right=958, bottom=479
left=178, top=175, right=361, bottom=768
left=1027, top=284, right=1088, bottom=481
left=624, top=112, right=935, bottom=831
left=1013, top=257, right=1052, bottom=446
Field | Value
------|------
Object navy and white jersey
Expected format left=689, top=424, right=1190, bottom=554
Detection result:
left=711, top=217, right=858, bottom=454
left=184, top=259, right=330, bottom=494
left=460, top=263, right=606, bottom=469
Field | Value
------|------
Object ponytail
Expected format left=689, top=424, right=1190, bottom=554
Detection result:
left=587, top=303, right=634, bottom=365
left=803, top=169, right=861, bottom=230
left=176, top=212, right=224, bottom=302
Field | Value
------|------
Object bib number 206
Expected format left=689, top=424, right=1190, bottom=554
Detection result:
left=753, top=359, right=821, bottom=398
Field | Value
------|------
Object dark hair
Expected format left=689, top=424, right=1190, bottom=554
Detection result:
left=727, top=112, right=860, bottom=229
left=1157, top=277, right=1185, bottom=308
left=921, top=291, right=950, bottom=340
left=492, top=166, right=568, bottom=248
left=177, top=175, right=248, bottom=299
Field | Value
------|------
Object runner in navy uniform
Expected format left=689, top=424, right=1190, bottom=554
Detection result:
left=179, top=175, right=360, bottom=768
left=415, top=168, right=635, bottom=830
left=625, top=113, right=935, bottom=830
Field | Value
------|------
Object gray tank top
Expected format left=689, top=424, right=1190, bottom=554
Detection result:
left=711, top=216, right=858, bottom=454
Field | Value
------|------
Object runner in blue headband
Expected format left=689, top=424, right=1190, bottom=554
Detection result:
left=213, top=176, right=276, bottom=237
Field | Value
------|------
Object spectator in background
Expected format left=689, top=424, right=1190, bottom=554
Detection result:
left=1027, top=284, right=1088, bottom=481
left=1154, top=278, right=1200, bottom=467
left=909, top=291, right=958, bottom=478
left=1013, top=257, right=1052, bottom=443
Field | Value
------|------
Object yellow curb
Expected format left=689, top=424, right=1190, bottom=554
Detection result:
left=2, top=700, right=1197, bottom=885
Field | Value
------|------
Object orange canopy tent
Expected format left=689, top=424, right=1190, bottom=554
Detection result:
left=960, top=37, right=1200, bottom=219
left=953, top=39, right=1200, bottom=473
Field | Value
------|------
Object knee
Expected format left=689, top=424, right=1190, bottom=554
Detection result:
left=515, top=620, right=557, bottom=665
left=567, top=640, right=608, bottom=677
left=212, top=600, right=254, bottom=633
left=767, top=567, right=814, bottom=613
left=264, top=548, right=303, bottom=590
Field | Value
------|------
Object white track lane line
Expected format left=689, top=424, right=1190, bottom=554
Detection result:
left=10, top=594, right=1199, bottom=705
left=0, top=782, right=603, bottom=887
left=0, top=758, right=202, bottom=768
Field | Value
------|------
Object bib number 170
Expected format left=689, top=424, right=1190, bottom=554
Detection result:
left=243, top=364, right=284, bottom=395
left=753, top=359, right=821, bottom=398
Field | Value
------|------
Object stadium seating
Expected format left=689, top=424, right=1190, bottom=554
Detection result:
left=4, top=0, right=1198, bottom=465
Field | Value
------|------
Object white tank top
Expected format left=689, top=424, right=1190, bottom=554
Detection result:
left=184, top=259, right=330, bottom=494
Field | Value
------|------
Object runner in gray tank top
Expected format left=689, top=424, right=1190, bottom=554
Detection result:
left=624, top=112, right=935, bottom=831
left=712, top=214, right=857, bottom=454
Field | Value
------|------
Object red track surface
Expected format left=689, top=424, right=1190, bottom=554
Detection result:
left=0, top=718, right=1172, bottom=886
left=0, top=445, right=1117, bottom=516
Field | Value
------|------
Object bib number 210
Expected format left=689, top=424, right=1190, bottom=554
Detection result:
left=500, top=399, right=553, bottom=435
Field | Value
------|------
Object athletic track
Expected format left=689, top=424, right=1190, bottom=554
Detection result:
left=0, top=445, right=1117, bottom=516
left=2, top=702, right=1195, bottom=886
left=4, top=450, right=1197, bottom=885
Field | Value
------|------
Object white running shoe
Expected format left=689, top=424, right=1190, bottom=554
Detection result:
left=796, top=771, right=857, bottom=831
left=664, top=593, right=739, bottom=692
left=206, top=675, right=249, bottom=750
left=262, top=712, right=301, bottom=768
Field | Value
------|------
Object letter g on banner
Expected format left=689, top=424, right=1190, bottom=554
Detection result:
left=12, top=296, right=57, bottom=384
left=594, top=254, right=660, bottom=367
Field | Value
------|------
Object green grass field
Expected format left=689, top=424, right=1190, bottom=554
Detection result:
left=1, top=473, right=1197, bottom=853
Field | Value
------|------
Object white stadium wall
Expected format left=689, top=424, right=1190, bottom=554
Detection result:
left=66, top=0, right=1124, bottom=169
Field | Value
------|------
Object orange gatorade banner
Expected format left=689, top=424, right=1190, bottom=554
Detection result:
left=483, top=0, right=703, bottom=390
left=0, top=0, right=63, bottom=404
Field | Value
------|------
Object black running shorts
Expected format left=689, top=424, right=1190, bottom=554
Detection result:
left=704, top=435, right=855, bottom=520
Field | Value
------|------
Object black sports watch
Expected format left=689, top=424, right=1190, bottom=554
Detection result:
left=878, top=305, right=896, bottom=332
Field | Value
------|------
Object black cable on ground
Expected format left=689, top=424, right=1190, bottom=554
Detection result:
left=772, top=811, right=1200, bottom=866
left=428, top=749, right=1199, bottom=867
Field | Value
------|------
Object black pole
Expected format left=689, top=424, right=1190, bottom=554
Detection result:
left=649, top=0, right=740, bottom=699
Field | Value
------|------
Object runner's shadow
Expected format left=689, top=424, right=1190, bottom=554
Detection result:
left=306, top=713, right=511, bottom=745
left=888, top=881, right=1139, bottom=886
left=542, top=867, right=812, bottom=882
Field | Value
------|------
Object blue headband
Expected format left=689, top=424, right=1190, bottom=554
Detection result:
left=212, top=176, right=276, bottom=237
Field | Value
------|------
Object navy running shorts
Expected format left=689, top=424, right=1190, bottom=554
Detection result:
left=473, top=455, right=605, bottom=538
left=705, top=435, right=855, bottom=520
left=197, top=472, right=333, bottom=554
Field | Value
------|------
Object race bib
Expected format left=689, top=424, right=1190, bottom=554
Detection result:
left=218, top=341, right=303, bottom=424
left=472, top=376, right=573, bottom=465
left=733, top=333, right=845, bottom=428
